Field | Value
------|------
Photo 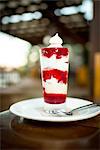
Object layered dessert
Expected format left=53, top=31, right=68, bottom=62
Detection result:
left=40, top=33, right=69, bottom=110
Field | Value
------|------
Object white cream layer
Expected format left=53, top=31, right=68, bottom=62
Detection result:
left=44, top=77, right=67, bottom=94
left=49, top=33, right=63, bottom=46
left=48, top=44, right=63, bottom=48
left=40, top=55, right=69, bottom=71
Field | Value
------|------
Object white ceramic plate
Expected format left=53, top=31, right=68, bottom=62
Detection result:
left=10, top=97, right=100, bottom=122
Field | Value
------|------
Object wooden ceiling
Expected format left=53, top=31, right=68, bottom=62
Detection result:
left=0, top=0, right=89, bottom=44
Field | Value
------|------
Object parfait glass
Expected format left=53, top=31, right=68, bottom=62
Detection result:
left=39, top=34, right=69, bottom=112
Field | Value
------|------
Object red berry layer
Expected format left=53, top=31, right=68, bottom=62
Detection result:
left=41, top=48, right=68, bottom=59
left=43, top=89, right=66, bottom=104
left=43, top=69, right=68, bottom=84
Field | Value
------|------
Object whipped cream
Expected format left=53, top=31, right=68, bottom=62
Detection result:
left=48, top=33, right=63, bottom=47
left=44, top=77, right=67, bottom=94
left=41, top=55, right=69, bottom=71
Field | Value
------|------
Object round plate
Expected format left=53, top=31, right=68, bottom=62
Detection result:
left=10, top=97, right=100, bottom=122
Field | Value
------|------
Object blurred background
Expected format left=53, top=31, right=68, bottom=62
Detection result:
left=0, top=0, right=100, bottom=111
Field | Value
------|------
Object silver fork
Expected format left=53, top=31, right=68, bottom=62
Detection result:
left=48, top=103, right=100, bottom=116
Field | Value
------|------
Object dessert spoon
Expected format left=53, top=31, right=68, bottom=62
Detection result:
left=48, top=103, right=100, bottom=116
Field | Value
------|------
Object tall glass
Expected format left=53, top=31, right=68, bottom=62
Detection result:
left=40, top=46, right=69, bottom=111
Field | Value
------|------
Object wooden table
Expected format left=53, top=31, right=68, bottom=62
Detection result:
left=0, top=111, right=100, bottom=150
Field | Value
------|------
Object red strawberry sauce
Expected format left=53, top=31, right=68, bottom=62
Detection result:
left=43, top=69, right=68, bottom=84
left=43, top=88, right=67, bottom=104
left=41, top=47, right=68, bottom=59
